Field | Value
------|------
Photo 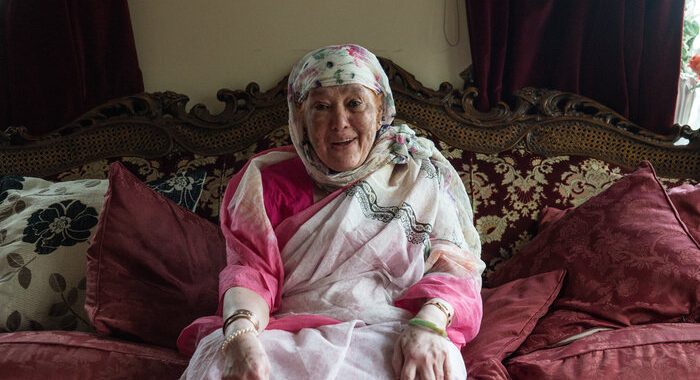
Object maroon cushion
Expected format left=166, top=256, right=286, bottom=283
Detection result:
left=462, top=270, right=565, bottom=379
left=85, top=162, right=226, bottom=348
left=506, top=323, right=700, bottom=379
left=536, top=206, right=570, bottom=232
left=0, top=330, right=188, bottom=379
left=490, top=161, right=700, bottom=352
left=668, top=183, right=700, bottom=242
left=539, top=182, right=700, bottom=238
left=467, top=358, right=511, bottom=380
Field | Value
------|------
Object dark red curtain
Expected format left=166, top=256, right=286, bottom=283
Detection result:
left=466, top=0, right=684, bottom=135
left=0, top=0, right=143, bottom=135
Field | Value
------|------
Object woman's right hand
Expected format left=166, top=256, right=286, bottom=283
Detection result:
left=221, top=333, right=270, bottom=380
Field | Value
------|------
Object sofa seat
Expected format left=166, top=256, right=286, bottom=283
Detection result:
left=0, top=331, right=188, bottom=380
left=506, top=323, right=700, bottom=379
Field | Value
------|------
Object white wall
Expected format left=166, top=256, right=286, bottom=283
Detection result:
left=128, top=0, right=471, bottom=112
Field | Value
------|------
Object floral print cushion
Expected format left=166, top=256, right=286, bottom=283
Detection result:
left=0, top=176, right=106, bottom=332
left=0, top=170, right=210, bottom=333
left=147, top=169, right=206, bottom=212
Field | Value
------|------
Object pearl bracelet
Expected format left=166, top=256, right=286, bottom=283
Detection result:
left=220, top=326, right=257, bottom=352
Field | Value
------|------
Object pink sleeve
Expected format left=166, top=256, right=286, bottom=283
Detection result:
left=217, top=161, right=285, bottom=312
left=218, top=150, right=314, bottom=314
left=217, top=149, right=300, bottom=314
left=394, top=274, right=482, bottom=348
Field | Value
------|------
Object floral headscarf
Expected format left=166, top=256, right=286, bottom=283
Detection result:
left=288, top=44, right=396, bottom=126
left=288, top=44, right=434, bottom=189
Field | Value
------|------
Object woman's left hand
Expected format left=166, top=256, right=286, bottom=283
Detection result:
left=392, top=325, right=452, bottom=380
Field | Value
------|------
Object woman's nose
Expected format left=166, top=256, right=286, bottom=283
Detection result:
left=330, top=107, right=349, bottom=130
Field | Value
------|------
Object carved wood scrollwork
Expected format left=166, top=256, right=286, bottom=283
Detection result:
left=2, top=58, right=699, bottom=179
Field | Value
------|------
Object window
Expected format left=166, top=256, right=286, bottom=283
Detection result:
left=675, top=1, right=700, bottom=132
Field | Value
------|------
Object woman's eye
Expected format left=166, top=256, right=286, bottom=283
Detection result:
left=313, top=103, right=329, bottom=111
left=348, top=99, right=362, bottom=109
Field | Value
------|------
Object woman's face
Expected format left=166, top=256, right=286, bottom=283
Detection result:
left=301, top=84, right=382, bottom=172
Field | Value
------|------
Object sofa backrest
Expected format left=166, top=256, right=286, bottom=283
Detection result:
left=2, top=58, right=699, bottom=279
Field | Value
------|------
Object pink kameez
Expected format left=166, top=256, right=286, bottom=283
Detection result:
left=178, top=145, right=484, bottom=379
left=179, top=44, right=483, bottom=380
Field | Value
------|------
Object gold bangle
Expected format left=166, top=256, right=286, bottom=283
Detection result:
left=424, top=300, right=453, bottom=326
left=222, top=309, right=260, bottom=335
left=220, top=326, right=257, bottom=352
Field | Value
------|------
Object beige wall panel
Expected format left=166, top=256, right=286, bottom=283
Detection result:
left=128, top=0, right=471, bottom=112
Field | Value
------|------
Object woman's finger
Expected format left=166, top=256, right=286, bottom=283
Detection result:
left=401, top=362, right=417, bottom=380
left=392, top=337, right=405, bottom=377
left=443, top=353, right=452, bottom=380
left=433, top=358, right=445, bottom=380
left=249, top=359, right=270, bottom=380
left=419, top=362, right=437, bottom=380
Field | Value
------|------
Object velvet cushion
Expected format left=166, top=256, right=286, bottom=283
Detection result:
left=0, top=330, right=188, bottom=379
left=490, top=161, right=700, bottom=352
left=462, top=270, right=565, bottom=379
left=85, top=162, right=226, bottom=348
left=506, top=323, right=700, bottom=379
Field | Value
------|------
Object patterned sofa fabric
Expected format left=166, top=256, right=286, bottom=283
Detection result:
left=36, top=121, right=699, bottom=285
left=39, top=124, right=696, bottom=282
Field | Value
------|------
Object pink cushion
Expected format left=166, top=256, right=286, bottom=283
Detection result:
left=462, top=270, right=565, bottom=378
left=506, top=323, right=700, bottom=379
left=490, top=161, right=700, bottom=352
left=85, top=162, right=226, bottom=348
left=0, top=330, right=188, bottom=379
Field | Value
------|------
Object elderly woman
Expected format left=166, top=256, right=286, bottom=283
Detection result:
left=178, top=44, right=484, bottom=380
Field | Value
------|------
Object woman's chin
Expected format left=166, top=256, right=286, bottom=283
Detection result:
left=321, top=149, right=364, bottom=172
left=327, top=162, right=360, bottom=173
left=324, top=156, right=363, bottom=173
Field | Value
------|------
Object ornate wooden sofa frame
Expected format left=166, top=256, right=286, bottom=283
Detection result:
left=2, top=58, right=700, bottom=380
left=2, top=58, right=699, bottom=275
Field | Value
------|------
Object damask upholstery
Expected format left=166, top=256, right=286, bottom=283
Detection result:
left=489, top=161, right=700, bottom=353
left=2, top=56, right=699, bottom=379
left=41, top=123, right=697, bottom=281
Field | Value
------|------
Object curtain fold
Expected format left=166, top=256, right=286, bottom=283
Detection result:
left=466, top=0, right=684, bottom=135
left=0, top=0, right=143, bottom=135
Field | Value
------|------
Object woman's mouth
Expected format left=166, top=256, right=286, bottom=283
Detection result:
left=331, top=138, right=357, bottom=147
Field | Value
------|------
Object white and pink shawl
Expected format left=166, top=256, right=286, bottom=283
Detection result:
left=178, top=44, right=484, bottom=379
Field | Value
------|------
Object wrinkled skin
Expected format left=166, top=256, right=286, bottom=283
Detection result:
left=393, top=326, right=454, bottom=380
left=221, top=332, right=270, bottom=380
left=300, top=84, right=383, bottom=172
